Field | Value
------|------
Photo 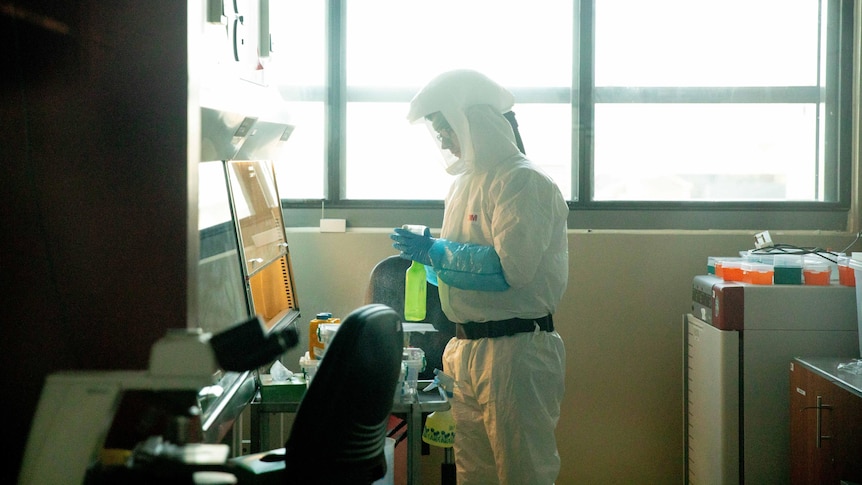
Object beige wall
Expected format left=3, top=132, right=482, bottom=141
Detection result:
left=281, top=228, right=859, bottom=484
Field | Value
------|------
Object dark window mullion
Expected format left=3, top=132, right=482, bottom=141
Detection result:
left=578, top=0, right=594, bottom=204
left=325, top=0, right=345, bottom=202
left=345, top=87, right=572, bottom=104
left=593, top=86, right=823, bottom=104
left=827, top=0, right=855, bottom=204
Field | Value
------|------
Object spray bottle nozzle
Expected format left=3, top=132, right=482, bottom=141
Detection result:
left=422, top=368, right=455, bottom=397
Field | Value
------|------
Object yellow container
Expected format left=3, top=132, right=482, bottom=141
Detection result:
left=309, top=312, right=340, bottom=359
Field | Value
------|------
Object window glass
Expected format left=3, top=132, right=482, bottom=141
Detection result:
left=346, top=103, right=451, bottom=200
left=272, top=102, right=325, bottom=200
left=343, top=0, right=574, bottom=200
left=266, top=2, right=326, bottom=85
left=268, top=1, right=326, bottom=199
left=346, top=0, right=573, bottom=87
left=506, top=104, right=574, bottom=198
left=595, top=0, right=819, bottom=87
left=592, top=0, right=831, bottom=202
left=344, top=102, right=575, bottom=200
left=593, top=103, right=821, bottom=201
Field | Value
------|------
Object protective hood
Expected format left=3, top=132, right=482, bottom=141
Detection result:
left=407, top=70, right=520, bottom=175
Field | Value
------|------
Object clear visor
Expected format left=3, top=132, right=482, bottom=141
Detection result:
left=422, top=118, right=461, bottom=172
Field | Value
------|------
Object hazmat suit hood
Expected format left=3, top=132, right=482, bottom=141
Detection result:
left=407, top=69, right=521, bottom=175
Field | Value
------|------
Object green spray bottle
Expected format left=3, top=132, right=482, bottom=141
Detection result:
left=402, top=224, right=427, bottom=322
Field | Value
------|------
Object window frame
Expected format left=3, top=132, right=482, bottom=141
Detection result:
left=280, top=0, right=857, bottom=231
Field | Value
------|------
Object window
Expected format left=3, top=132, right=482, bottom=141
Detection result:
left=266, top=0, right=855, bottom=230
left=591, top=0, right=848, bottom=203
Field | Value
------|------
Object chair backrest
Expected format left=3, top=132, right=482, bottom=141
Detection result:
left=282, top=304, right=403, bottom=485
left=365, top=255, right=455, bottom=380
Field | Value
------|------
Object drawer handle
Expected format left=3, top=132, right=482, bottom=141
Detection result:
left=802, top=395, right=833, bottom=448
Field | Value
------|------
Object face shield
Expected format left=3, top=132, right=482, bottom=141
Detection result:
left=421, top=114, right=465, bottom=175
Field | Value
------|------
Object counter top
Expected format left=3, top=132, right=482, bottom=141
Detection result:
left=794, top=356, right=862, bottom=397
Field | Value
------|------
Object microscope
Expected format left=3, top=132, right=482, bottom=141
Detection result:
left=19, top=316, right=298, bottom=485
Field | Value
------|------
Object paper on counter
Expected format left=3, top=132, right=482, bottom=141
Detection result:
left=402, top=323, right=438, bottom=333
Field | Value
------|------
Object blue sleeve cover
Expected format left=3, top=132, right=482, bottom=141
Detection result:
left=427, top=238, right=510, bottom=292
left=424, top=264, right=439, bottom=287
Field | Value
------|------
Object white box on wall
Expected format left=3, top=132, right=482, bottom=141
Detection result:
left=320, top=219, right=346, bottom=233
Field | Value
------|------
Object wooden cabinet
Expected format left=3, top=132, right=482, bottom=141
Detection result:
left=790, top=357, right=862, bottom=485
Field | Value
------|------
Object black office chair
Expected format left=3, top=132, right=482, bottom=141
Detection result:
left=365, top=255, right=457, bottom=485
left=230, top=304, right=403, bottom=485
left=365, top=255, right=455, bottom=380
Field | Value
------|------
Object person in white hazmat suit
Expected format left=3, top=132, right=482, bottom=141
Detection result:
left=390, top=69, right=569, bottom=485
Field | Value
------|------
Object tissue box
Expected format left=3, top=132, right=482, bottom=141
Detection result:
left=259, top=374, right=306, bottom=402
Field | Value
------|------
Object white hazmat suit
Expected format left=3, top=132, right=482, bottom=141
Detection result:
left=403, top=70, right=569, bottom=485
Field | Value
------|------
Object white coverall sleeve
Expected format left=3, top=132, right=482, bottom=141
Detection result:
left=427, top=238, right=510, bottom=291
left=490, top=165, right=559, bottom=289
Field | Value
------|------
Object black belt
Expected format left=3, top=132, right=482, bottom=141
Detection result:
left=455, top=315, right=554, bottom=340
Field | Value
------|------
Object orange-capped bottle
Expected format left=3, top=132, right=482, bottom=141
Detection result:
left=308, top=312, right=340, bottom=359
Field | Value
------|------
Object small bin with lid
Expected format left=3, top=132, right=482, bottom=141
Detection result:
left=742, top=262, right=773, bottom=285
left=719, top=259, right=745, bottom=282
left=838, top=254, right=858, bottom=287
left=773, top=254, right=804, bottom=285
left=802, top=257, right=831, bottom=286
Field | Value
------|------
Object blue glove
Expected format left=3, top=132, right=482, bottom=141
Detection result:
left=390, top=227, right=434, bottom=266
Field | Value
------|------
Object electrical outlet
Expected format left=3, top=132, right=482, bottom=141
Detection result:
left=754, top=230, right=773, bottom=249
